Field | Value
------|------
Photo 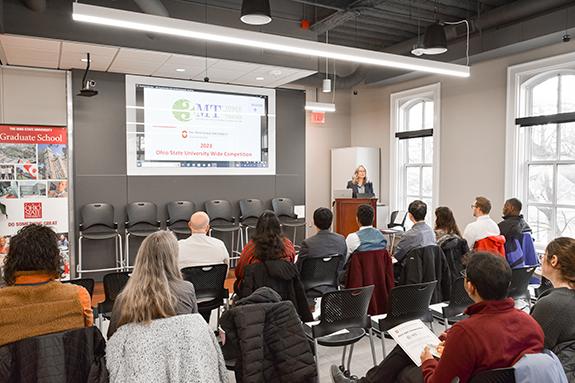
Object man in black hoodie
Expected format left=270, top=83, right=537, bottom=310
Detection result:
left=498, top=198, right=531, bottom=252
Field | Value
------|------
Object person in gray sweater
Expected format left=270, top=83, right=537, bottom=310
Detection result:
left=531, top=237, right=575, bottom=382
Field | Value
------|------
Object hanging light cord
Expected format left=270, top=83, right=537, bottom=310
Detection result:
left=443, top=19, right=470, bottom=66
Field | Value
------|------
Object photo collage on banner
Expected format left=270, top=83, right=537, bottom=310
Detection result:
left=0, top=125, right=70, bottom=279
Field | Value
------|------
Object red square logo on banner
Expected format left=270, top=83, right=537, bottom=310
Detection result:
left=24, top=202, right=43, bottom=219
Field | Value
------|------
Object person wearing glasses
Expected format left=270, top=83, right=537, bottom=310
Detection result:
left=531, top=237, right=575, bottom=380
left=331, top=252, right=545, bottom=383
left=462, top=196, right=501, bottom=249
left=346, top=165, right=374, bottom=198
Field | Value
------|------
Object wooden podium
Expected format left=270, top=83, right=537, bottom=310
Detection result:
left=334, top=198, right=378, bottom=237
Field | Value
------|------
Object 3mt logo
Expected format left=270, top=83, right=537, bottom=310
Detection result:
left=172, top=99, right=194, bottom=122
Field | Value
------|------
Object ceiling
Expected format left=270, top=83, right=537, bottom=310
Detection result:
left=0, top=34, right=316, bottom=88
left=2, top=0, right=575, bottom=85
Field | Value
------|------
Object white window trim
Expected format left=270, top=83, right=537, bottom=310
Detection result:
left=505, top=51, right=575, bottom=198
left=390, top=82, right=441, bottom=215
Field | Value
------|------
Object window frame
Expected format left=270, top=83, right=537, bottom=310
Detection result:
left=506, top=52, right=575, bottom=249
left=390, top=83, right=441, bottom=220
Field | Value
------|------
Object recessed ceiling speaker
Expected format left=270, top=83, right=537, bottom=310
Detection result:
left=240, top=0, right=272, bottom=26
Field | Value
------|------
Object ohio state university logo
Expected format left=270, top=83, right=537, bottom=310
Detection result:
left=24, top=202, right=42, bottom=219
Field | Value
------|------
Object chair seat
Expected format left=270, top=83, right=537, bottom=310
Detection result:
left=280, top=218, right=305, bottom=227
left=128, top=229, right=159, bottom=237
left=317, top=328, right=366, bottom=347
left=81, top=232, right=118, bottom=240
left=170, top=228, right=191, bottom=235
left=211, top=224, right=241, bottom=232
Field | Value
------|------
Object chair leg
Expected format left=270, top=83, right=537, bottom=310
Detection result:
left=117, top=233, right=124, bottom=271
left=444, top=317, right=449, bottom=331
left=380, top=331, right=387, bottom=358
left=368, top=328, right=377, bottom=366
left=347, top=343, right=354, bottom=374
left=341, top=345, right=347, bottom=369
left=314, top=339, right=320, bottom=379
left=78, top=236, right=83, bottom=278
left=429, top=319, right=434, bottom=332
left=125, top=233, right=130, bottom=270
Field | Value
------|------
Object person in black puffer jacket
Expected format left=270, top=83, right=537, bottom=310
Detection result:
left=220, top=287, right=317, bottom=383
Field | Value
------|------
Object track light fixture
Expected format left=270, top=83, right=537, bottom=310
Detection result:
left=240, top=0, right=272, bottom=26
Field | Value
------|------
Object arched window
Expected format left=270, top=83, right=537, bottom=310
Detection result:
left=517, top=71, right=575, bottom=245
left=390, top=84, right=440, bottom=226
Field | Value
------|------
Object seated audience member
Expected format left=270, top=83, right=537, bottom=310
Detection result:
left=108, top=230, right=198, bottom=338
left=0, top=224, right=93, bottom=346
left=235, top=210, right=296, bottom=287
left=107, top=314, right=229, bottom=383
left=345, top=204, right=387, bottom=256
left=332, top=252, right=544, bottom=383
left=296, top=207, right=346, bottom=270
left=463, top=196, right=501, bottom=249
left=498, top=198, right=532, bottom=250
left=531, top=237, right=575, bottom=380
left=394, top=200, right=436, bottom=263
left=434, top=206, right=462, bottom=246
left=178, top=211, right=229, bottom=268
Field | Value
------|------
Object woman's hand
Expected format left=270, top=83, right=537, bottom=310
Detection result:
left=420, top=346, right=434, bottom=363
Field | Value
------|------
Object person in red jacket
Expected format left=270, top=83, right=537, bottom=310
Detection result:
left=331, top=251, right=544, bottom=383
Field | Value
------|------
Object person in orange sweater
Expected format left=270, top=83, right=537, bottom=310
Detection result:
left=0, top=224, right=93, bottom=346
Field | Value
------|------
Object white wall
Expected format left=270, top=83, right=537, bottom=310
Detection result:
left=305, top=88, right=351, bottom=233
left=350, top=39, right=575, bottom=229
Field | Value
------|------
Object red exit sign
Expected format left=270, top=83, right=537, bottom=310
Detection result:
left=310, top=111, right=325, bottom=124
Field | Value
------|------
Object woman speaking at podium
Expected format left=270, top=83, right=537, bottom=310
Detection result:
left=346, top=165, right=374, bottom=198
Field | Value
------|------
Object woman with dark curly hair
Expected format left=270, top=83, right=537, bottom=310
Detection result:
left=235, top=210, right=296, bottom=286
left=0, top=224, right=93, bottom=346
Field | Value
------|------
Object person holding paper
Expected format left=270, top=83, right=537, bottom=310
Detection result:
left=331, top=252, right=544, bottom=383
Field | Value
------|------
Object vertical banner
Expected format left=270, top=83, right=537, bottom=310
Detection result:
left=0, top=125, right=70, bottom=278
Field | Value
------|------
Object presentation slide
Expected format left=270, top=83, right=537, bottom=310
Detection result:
left=126, top=75, right=276, bottom=176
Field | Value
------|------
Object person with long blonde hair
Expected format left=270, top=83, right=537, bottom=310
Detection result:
left=107, top=230, right=197, bottom=338
left=347, top=165, right=374, bottom=198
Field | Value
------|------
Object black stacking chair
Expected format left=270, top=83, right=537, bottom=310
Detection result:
left=432, top=277, right=473, bottom=330
left=238, top=198, right=264, bottom=241
left=125, top=202, right=161, bottom=268
left=97, top=271, right=130, bottom=330
left=304, top=286, right=377, bottom=378
left=467, top=368, right=515, bottom=383
left=78, top=203, right=123, bottom=277
left=374, top=281, right=436, bottom=356
left=271, top=197, right=305, bottom=247
left=507, top=266, right=536, bottom=308
left=300, top=254, right=342, bottom=299
left=166, top=200, right=196, bottom=237
left=535, top=276, right=553, bottom=298
left=63, top=278, right=95, bottom=298
left=205, top=200, right=243, bottom=263
left=181, top=264, right=229, bottom=326
left=387, top=210, right=407, bottom=231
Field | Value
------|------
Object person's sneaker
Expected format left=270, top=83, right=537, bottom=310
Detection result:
left=331, top=365, right=358, bottom=383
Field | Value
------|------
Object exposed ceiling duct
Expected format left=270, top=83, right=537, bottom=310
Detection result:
left=132, top=0, right=169, bottom=17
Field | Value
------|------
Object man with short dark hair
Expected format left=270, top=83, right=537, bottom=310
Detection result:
left=463, top=196, right=500, bottom=249
left=296, top=208, right=346, bottom=275
left=498, top=198, right=531, bottom=246
left=393, top=200, right=436, bottom=263
left=345, top=204, right=387, bottom=256
left=331, top=252, right=545, bottom=383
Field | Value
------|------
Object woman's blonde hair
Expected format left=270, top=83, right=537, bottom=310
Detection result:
left=352, top=165, right=368, bottom=185
left=117, top=230, right=182, bottom=326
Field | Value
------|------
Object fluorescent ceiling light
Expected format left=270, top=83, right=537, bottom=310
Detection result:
left=305, top=102, right=336, bottom=112
left=176, top=68, right=186, bottom=72
left=72, top=3, right=469, bottom=78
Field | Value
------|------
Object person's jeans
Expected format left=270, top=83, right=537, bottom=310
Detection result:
left=359, top=345, right=424, bottom=383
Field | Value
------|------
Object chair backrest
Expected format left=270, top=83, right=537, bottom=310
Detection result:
left=272, top=197, right=296, bottom=218
left=126, top=201, right=158, bottom=227
left=442, top=277, right=473, bottom=319
left=381, top=281, right=437, bottom=330
left=535, top=276, right=553, bottom=298
left=166, top=200, right=196, bottom=226
left=300, top=254, right=342, bottom=293
left=507, top=266, right=536, bottom=300
left=312, top=285, right=374, bottom=338
left=468, top=368, right=515, bottom=383
left=181, top=264, right=228, bottom=301
left=102, top=272, right=131, bottom=303
left=62, top=278, right=95, bottom=298
left=440, top=236, right=469, bottom=282
left=80, top=203, right=116, bottom=231
left=239, top=198, right=264, bottom=222
left=205, top=200, right=235, bottom=223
